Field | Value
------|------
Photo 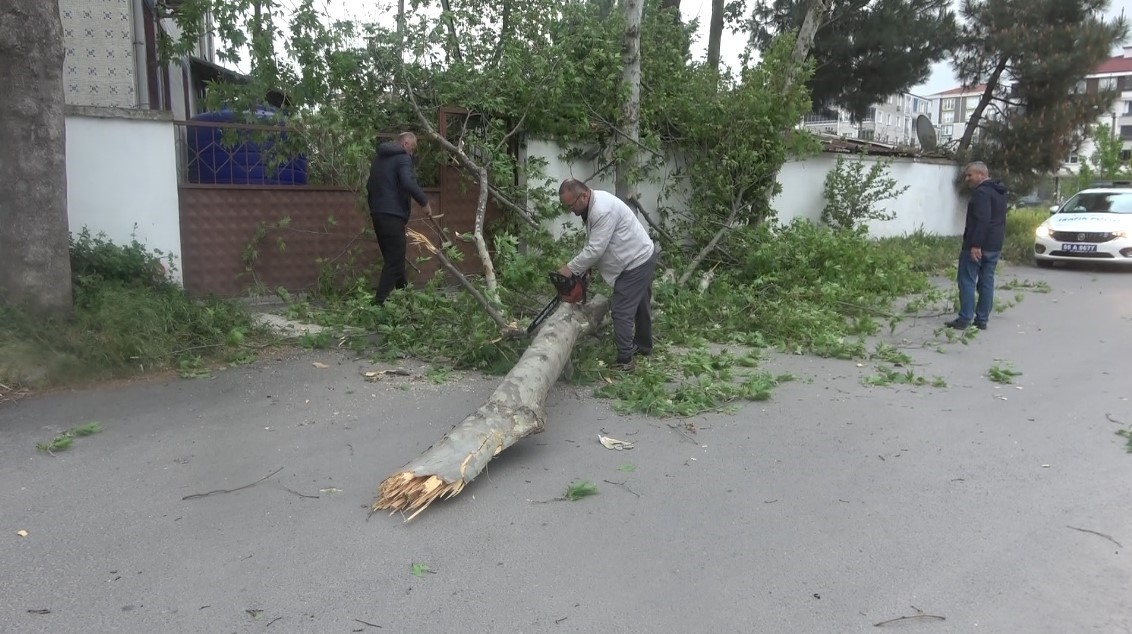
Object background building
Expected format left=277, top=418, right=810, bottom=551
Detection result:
left=800, top=92, right=933, bottom=147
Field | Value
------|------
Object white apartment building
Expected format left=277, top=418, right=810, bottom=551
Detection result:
left=1063, top=46, right=1132, bottom=173
left=930, top=84, right=990, bottom=145
left=800, top=92, right=933, bottom=147
left=928, top=47, right=1132, bottom=176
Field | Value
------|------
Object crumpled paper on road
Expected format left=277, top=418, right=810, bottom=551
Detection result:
left=598, top=435, right=634, bottom=450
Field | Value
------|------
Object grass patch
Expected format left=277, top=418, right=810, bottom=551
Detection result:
left=0, top=230, right=271, bottom=388
left=874, top=229, right=960, bottom=274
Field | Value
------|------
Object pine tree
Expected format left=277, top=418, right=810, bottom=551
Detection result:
left=748, top=0, right=957, bottom=120
left=954, top=0, right=1128, bottom=192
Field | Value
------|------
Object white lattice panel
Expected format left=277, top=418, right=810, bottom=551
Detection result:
left=60, top=0, right=137, bottom=108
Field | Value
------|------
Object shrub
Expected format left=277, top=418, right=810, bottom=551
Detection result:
left=1002, top=208, right=1049, bottom=264
left=821, top=155, right=910, bottom=232
left=70, top=228, right=173, bottom=296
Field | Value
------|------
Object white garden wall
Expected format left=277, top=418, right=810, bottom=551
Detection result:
left=65, top=106, right=183, bottom=282
left=774, top=153, right=966, bottom=237
left=523, top=139, right=967, bottom=239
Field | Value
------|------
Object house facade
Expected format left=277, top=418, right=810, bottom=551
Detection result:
left=60, top=0, right=216, bottom=119
left=60, top=0, right=219, bottom=283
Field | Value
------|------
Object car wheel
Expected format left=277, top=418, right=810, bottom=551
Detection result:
left=1035, top=259, right=1054, bottom=269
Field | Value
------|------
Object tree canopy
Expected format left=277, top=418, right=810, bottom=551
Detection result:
left=954, top=0, right=1128, bottom=192
left=747, top=0, right=957, bottom=120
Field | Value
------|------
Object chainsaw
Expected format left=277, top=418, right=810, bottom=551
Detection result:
left=526, top=271, right=589, bottom=336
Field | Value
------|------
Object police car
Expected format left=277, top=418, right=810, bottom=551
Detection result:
left=1034, top=183, right=1132, bottom=267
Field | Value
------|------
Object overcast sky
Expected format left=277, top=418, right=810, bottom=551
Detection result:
left=677, top=0, right=1132, bottom=96
left=911, top=0, right=1132, bottom=95
left=266, top=0, right=1132, bottom=97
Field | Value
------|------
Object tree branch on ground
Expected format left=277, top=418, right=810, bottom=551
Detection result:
left=406, top=227, right=517, bottom=335
left=403, top=81, right=503, bottom=310
left=679, top=200, right=740, bottom=286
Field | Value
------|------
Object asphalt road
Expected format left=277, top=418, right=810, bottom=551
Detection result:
left=2, top=263, right=1131, bottom=634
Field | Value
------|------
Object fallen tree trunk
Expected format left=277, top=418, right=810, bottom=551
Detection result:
left=371, top=295, right=612, bottom=522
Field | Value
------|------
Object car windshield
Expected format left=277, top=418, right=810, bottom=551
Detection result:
left=1059, top=192, right=1132, bottom=214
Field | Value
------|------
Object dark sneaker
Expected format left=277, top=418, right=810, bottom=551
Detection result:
left=944, top=319, right=971, bottom=330
left=973, top=322, right=987, bottom=330
left=611, top=358, right=635, bottom=371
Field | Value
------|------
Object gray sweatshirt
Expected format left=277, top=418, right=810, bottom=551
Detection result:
left=567, top=190, right=655, bottom=286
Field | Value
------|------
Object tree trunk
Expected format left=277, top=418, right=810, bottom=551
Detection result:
left=958, top=58, right=1008, bottom=156
left=707, top=0, right=724, bottom=72
left=783, top=0, right=830, bottom=93
left=372, top=296, right=613, bottom=521
left=0, top=0, right=73, bottom=315
left=438, top=0, right=464, bottom=63
left=615, top=0, right=645, bottom=200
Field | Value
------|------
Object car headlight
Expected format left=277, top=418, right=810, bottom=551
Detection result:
left=1035, top=226, right=1052, bottom=238
left=1114, top=230, right=1127, bottom=238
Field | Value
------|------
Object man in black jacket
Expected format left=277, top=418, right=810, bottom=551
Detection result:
left=366, top=132, right=433, bottom=304
left=946, top=161, right=1008, bottom=330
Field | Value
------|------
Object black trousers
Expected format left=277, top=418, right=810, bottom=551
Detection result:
left=372, top=213, right=408, bottom=303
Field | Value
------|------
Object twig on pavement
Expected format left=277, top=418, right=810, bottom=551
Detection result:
left=602, top=480, right=640, bottom=498
left=182, top=467, right=284, bottom=500
left=874, top=607, right=946, bottom=627
left=283, top=487, right=320, bottom=499
left=1067, top=525, right=1123, bottom=548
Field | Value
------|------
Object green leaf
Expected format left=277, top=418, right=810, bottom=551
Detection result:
left=565, top=480, right=599, bottom=501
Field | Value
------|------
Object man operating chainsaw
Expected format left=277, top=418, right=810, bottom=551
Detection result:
left=557, top=178, right=658, bottom=370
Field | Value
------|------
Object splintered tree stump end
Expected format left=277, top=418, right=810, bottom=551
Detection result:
left=372, top=472, right=466, bottom=522
left=369, top=295, right=612, bottom=523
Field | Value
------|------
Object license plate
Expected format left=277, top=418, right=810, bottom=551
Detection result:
left=1062, top=243, right=1098, bottom=253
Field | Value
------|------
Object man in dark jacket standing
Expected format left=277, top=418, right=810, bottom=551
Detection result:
left=366, top=132, right=433, bottom=304
left=946, top=161, right=1008, bottom=330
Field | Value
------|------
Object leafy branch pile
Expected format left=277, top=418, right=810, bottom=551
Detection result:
left=141, top=0, right=1023, bottom=417
left=36, top=422, right=103, bottom=454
